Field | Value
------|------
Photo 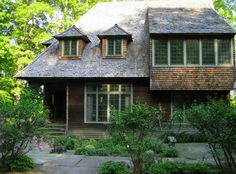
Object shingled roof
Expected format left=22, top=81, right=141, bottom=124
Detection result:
left=42, top=38, right=57, bottom=46
left=149, top=8, right=236, bottom=35
left=54, top=25, right=90, bottom=42
left=98, top=24, right=132, bottom=41
left=15, top=0, right=235, bottom=79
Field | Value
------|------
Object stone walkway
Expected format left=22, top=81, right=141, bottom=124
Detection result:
left=27, top=144, right=131, bottom=174
left=20, top=143, right=212, bottom=174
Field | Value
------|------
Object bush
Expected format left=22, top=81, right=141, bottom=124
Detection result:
left=146, top=138, right=163, bottom=154
left=178, top=98, right=236, bottom=173
left=161, top=146, right=178, bottom=157
left=54, top=135, right=79, bottom=150
left=75, top=145, right=111, bottom=156
left=0, top=86, right=48, bottom=167
left=9, top=156, right=35, bottom=171
left=148, top=161, right=212, bottom=174
left=160, top=132, right=207, bottom=143
left=99, top=161, right=129, bottom=174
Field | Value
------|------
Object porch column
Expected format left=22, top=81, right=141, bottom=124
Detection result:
left=66, top=83, right=69, bottom=133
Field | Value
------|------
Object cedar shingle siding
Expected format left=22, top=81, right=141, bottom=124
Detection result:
left=151, top=67, right=234, bottom=90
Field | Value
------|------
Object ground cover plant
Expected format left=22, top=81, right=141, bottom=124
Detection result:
left=99, top=161, right=130, bottom=174
left=0, top=86, right=48, bottom=171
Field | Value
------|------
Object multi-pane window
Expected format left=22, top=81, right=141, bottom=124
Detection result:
left=85, top=84, right=132, bottom=123
left=63, top=40, right=77, bottom=56
left=107, top=39, right=122, bottom=56
left=154, top=40, right=168, bottom=65
left=186, top=40, right=199, bottom=65
left=202, top=39, right=215, bottom=65
left=153, top=39, right=232, bottom=66
left=170, top=40, right=184, bottom=65
left=218, top=39, right=231, bottom=64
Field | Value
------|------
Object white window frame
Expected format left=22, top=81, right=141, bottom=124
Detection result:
left=152, top=39, right=233, bottom=67
left=62, top=39, right=79, bottom=56
left=106, top=39, right=124, bottom=56
left=84, top=84, right=133, bottom=124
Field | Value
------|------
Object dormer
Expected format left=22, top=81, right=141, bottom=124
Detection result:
left=98, top=24, right=132, bottom=58
left=54, top=25, right=90, bottom=60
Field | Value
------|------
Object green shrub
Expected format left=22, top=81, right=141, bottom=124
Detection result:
left=99, top=161, right=129, bottom=174
left=75, top=145, right=111, bottom=156
left=160, top=132, right=207, bottom=143
left=54, top=135, right=79, bottom=150
left=146, top=138, right=163, bottom=154
left=161, top=146, right=178, bottom=157
left=9, top=156, right=35, bottom=171
left=148, top=161, right=212, bottom=174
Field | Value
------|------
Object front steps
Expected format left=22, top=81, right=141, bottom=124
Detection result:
left=43, top=123, right=66, bottom=137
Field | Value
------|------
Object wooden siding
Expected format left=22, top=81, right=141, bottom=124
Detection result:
left=150, top=67, right=234, bottom=90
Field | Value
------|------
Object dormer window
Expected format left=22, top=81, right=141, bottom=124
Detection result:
left=98, top=24, right=132, bottom=58
left=63, top=40, right=78, bottom=56
left=107, top=39, right=122, bottom=56
left=54, top=25, right=90, bottom=59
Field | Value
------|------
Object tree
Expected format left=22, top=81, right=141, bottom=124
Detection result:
left=109, top=103, right=162, bottom=174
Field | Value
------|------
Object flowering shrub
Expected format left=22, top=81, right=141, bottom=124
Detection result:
left=0, top=86, right=48, bottom=169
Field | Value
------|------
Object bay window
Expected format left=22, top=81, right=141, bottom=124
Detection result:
left=153, top=39, right=232, bottom=66
left=85, top=84, right=132, bottom=123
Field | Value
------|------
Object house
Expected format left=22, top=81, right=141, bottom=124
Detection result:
left=15, top=0, right=235, bottom=138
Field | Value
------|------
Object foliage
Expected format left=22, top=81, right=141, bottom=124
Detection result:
left=145, top=138, right=163, bottom=154
left=109, top=103, right=163, bottom=174
left=54, top=135, right=79, bottom=150
left=99, top=161, right=129, bottom=174
left=147, top=161, right=212, bottom=174
left=176, top=98, right=236, bottom=173
left=0, top=86, right=49, bottom=168
left=9, top=155, right=35, bottom=172
left=160, top=131, right=207, bottom=143
left=74, top=138, right=128, bottom=156
left=161, top=146, right=178, bottom=158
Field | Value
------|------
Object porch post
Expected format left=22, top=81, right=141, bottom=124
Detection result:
left=66, top=83, right=69, bottom=134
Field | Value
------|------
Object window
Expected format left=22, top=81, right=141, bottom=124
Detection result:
left=153, top=39, right=232, bottom=66
left=218, top=39, right=231, bottom=65
left=202, top=39, right=215, bottom=65
left=85, top=84, right=132, bottom=123
left=63, top=40, right=77, bottom=56
left=170, top=40, right=184, bottom=65
left=154, top=40, right=168, bottom=65
left=186, top=40, right=199, bottom=65
left=107, top=39, right=122, bottom=56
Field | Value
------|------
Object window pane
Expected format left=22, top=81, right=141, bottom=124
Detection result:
left=110, top=84, right=119, bottom=92
left=121, top=84, right=131, bottom=92
left=110, top=94, right=119, bottom=111
left=186, top=40, right=199, bottom=65
left=154, top=40, right=168, bottom=65
left=70, top=40, right=77, bottom=56
left=107, top=39, right=114, bottom=55
left=98, top=94, right=107, bottom=122
left=121, top=94, right=131, bottom=110
left=98, top=84, right=108, bottom=92
left=218, top=39, right=231, bottom=64
left=115, top=39, right=122, bottom=55
left=202, top=40, right=215, bottom=65
left=64, top=40, right=70, bottom=56
left=87, top=84, right=96, bottom=92
left=86, top=94, right=96, bottom=122
left=170, top=40, right=184, bottom=65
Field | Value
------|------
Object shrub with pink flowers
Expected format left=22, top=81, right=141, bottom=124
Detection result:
left=0, top=86, right=49, bottom=170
